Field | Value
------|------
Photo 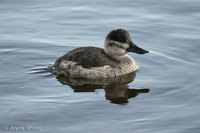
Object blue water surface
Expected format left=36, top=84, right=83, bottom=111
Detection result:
left=0, top=0, right=200, bottom=133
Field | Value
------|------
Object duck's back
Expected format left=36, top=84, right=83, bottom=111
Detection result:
left=65, top=47, right=115, bottom=68
left=52, top=47, right=118, bottom=70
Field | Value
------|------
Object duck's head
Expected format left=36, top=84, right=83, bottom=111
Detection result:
left=104, top=29, right=149, bottom=57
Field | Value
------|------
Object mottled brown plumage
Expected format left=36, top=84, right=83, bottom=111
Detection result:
left=52, top=47, right=120, bottom=70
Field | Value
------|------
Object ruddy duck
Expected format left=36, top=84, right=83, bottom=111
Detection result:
left=49, top=29, right=149, bottom=79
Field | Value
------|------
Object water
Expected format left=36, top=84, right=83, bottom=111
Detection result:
left=0, top=0, right=200, bottom=132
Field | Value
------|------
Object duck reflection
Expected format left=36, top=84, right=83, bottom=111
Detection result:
left=57, top=72, right=149, bottom=104
left=105, top=85, right=149, bottom=104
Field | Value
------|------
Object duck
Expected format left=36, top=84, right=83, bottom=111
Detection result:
left=49, top=29, right=149, bottom=79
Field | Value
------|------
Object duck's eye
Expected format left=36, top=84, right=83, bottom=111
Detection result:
left=108, top=43, right=113, bottom=46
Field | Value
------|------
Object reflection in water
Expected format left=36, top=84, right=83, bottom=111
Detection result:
left=105, top=85, right=149, bottom=104
left=57, top=72, right=150, bottom=104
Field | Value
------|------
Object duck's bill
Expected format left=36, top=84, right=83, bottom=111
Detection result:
left=127, top=41, right=149, bottom=54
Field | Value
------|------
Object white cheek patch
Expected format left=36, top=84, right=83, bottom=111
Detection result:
left=105, top=40, right=129, bottom=55
left=107, top=45, right=126, bottom=55
left=120, top=43, right=129, bottom=49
